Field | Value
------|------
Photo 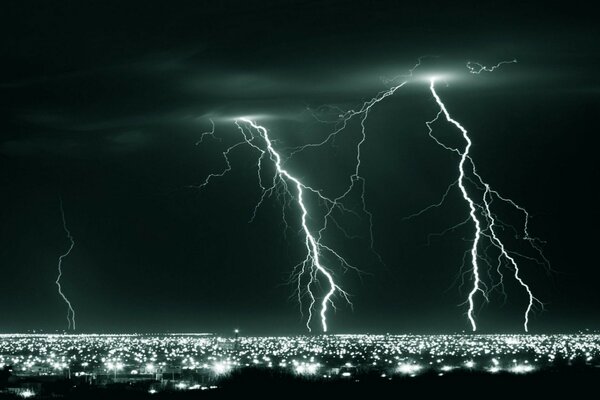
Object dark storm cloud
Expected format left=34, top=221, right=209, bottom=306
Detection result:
left=0, top=49, right=582, bottom=159
left=2, top=0, right=597, bottom=159
left=0, top=54, right=409, bottom=157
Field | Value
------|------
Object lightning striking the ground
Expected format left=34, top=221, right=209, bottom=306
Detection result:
left=195, top=61, right=424, bottom=332
left=415, top=65, right=546, bottom=331
left=481, top=184, right=541, bottom=332
left=428, top=78, right=484, bottom=331
left=241, top=119, right=353, bottom=332
left=196, top=58, right=548, bottom=332
left=56, top=198, right=76, bottom=331
left=194, top=117, right=357, bottom=332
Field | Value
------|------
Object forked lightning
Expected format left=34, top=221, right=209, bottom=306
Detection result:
left=196, top=59, right=548, bottom=332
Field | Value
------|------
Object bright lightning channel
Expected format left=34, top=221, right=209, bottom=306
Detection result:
left=428, top=78, right=484, bottom=331
left=423, top=69, right=544, bottom=331
left=196, top=117, right=357, bottom=332
left=196, top=60, right=424, bottom=332
left=56, top=198, right=76, bottom=331
left=196, top=58, right=546, bottom=332
left=240, top=119, right=351, bottom=332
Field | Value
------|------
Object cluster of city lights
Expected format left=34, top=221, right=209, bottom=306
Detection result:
left=0, top=333, right=598, bottom=383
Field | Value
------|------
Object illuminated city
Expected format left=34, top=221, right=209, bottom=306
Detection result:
left=1, top=333, right=600, bottom=396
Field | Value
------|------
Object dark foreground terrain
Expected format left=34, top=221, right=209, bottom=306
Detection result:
left=1, top=365, right=598, bottom=399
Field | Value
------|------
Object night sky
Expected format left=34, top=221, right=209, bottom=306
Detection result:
left=1, top=1, right=598, bottom=334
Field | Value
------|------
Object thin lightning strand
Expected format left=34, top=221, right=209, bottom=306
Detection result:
left=467, top=59, right=517, bottom=74
left=488, top=188, right=553, bottom=273
left=56, top=198, right=76, bottom=331
left=402, top=180, right=459, bottom=221
left=295, top=59, right=425, bottom=259
left=429, top=78, right=483, bottom=331
left=296, top=59, right=423, bottom=155
left=195, top=118, right=220, bottom=145
left=482, top=185, right=543, bottom=331
left=192, top=140, right=247, bottom=189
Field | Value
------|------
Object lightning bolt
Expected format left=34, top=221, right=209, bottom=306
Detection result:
left=429, top=78, right=484, bottom=331
left=194, top=118, right=356, bottom=332
left=241, top=119, right=354, bottom=332
left=195, top=58, right=547, bottom=332
left=56, top=198, right=76, bottom=330
left=195, top=61, right=425, bottom=332
left=424, top=73, right=544, bottom=331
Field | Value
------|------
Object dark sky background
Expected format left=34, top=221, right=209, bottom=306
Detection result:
left=0, top=1, right=598, bottom=334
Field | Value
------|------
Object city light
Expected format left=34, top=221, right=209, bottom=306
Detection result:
left=396, top=363, right=423, bottom=375
left=0, top=333, right=597, bottom=394
left=212, top=361, right=232, bottom=376
left=294, top=362, right=320, bottom=375
left=19, top=390, right=35, bottom=399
